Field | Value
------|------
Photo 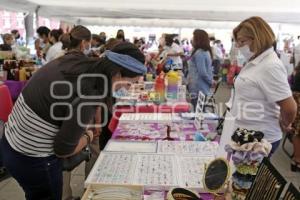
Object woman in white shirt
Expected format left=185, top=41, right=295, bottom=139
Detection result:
left=46, top=29, right=64, bottom=62
left=231, top=16, right=297, bottom=156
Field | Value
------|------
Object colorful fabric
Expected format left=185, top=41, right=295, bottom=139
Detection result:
left=231, top=151, right=265, bottom=165
left=105, top=50, right=147, bottom=74
left=225, top=139, right=272, bottom=156
left=236, top=164, right=258, bottom=176
left=231, top=128, right=264, bottom=145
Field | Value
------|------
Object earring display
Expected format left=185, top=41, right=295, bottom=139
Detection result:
left=104, top=140, right=157, bottom=153
left=157, top=141, right=219, bottom=155
left=81, top=184, right=143, bottom=200
left=86, top=152, right=137, bottom=185
left=86, top=187, right=142, bottom=200
left=113, top=122, right=199, bottom=141
left=119, top=113, right=173, bottom=123
left=177, top=156, right=214, bottom=188
left=86, top=152, right=215, bottom=192
left=133, top=154, right=178, bottom=187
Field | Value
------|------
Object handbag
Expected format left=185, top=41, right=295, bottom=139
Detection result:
left=62, top=145, right=91, bottom=171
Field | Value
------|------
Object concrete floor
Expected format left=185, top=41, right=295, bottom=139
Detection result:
left=0, top=84, right=299, bottom=200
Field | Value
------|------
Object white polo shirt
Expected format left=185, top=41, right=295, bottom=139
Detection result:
left=230, top=47, right=292, bottom=143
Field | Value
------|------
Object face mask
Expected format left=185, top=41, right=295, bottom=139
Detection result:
left=100, top=36, right=106, bottom=43
left=238, top=45, right=254, bottom=61
left=83, top=44, right=91, bottom=55
left=112, top=87, right=128, bottom=98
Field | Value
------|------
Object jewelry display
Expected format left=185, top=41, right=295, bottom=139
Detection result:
left=87, top=153, right=137, bottom=185
left=86, top=187, right=142, bottom=200
left=86, top=152, right=217, bottom=192
left=113, top=122, right=200, bottom=141
left=133, top=154, right=178, bottom=186
left=225, top=128, right=272, bottom=200
left=104, top=140, right=157, bottom=153
left=157, top=141, right=219, bottom=155
left=177, top=156, right=214, bottom=188
left=119, top=113, right=173, bottom=123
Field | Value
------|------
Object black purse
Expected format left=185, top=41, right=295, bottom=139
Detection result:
left=62, top=145, right=91, bottom=171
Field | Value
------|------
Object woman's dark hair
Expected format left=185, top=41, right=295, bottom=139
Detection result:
left=116, top=29, right=125, bottom=41
left=165, top=34, right=174, bottom=46
left=11, top=29, right=20, bottom=39
left=37, top=26, right=50, bottom=37
left=192, top=29, right=212, bottom=58
left=92, top=34, right=102, bottom=45
left=60, top=33, right=71, bottom=50
left=105, top=38, right=121, bottom=51
left=63, top=25, right=91, bottom=50
left=50, top=29, right=63, bottom=42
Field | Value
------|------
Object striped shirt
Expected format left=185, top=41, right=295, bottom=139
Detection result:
left=5, top=94, right=59, bottom=157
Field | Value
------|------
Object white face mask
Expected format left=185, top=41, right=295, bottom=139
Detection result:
left=83, top=44, right=91, bottom=55
left=112, top=87, right=128, bottom=98
left=238, top=45, right=254, bottom=61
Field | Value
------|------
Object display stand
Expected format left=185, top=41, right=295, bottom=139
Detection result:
left=216, top=111, right=235, bottom=158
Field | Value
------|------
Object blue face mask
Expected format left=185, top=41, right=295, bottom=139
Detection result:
left=113, top=87, right=128, bottom=98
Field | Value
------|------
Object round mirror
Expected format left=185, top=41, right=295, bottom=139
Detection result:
left=203, top=158, right=230, bottom=194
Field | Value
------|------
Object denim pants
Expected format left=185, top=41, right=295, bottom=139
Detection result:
left=0, top=135, right=63, bottom=200
left=269, top=140, right=281, bottom=158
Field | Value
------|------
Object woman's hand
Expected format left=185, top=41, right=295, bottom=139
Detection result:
left=85, top=130, right=94, bottom=143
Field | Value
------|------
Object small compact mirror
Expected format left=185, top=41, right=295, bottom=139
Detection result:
left=203, top=158, right=230, bottom=196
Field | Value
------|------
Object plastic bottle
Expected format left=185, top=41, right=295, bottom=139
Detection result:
left=166, top=70, right=179, bottom=100
left=19, top=67, right=27, bottom=81
left=154, top=73, right=165, bottom=102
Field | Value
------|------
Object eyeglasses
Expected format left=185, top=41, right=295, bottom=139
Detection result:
left=236, top=38, right=253, bottom=47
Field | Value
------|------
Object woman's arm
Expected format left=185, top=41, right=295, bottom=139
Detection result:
left=277, top=96, right=297, bottom=130
left=53, top=99, right=97, bottom=158
left=60, top=130, right=93, bottom=158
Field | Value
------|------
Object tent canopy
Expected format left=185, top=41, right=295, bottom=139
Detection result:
left=1, top=0, right=300, bottom=27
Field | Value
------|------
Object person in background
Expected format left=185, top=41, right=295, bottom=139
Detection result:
left=210, top=38, right=223, bottom=75
left=187, top=29, right=213, bottom=109
left=1, top=25, right=146, bottom=200
left=164, top=34, right=184, bottom=70
left=99, top=32, right=106, bottom=44
left=116, top=29, right=125, bottom=42
left=86, top=34, right=102, bottom=57
left=289, top=63, right=300, bottom=172
left=36, top=26, right=51, bottom=58
left=46, top=29, right=64, bottom=62
left=231, top=16, right=297, bottom=157
left=11, top=29, right=21, bottom=46
left=91, top=34, right=102, bottom=48
left=98, top=32, right=107, bottom=54
left=134, top=38, right=143, bottom=49
left=292, top=36, right=300, bottom=68
left=0, top=34, right=13, bottom=51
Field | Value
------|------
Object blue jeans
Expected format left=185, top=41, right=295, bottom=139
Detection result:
left=0, top=135, right=63, bottom=200
left=269, top=140, right=281, bottom=158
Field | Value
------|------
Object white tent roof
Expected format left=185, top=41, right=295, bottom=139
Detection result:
left=1, top=0, right=300, bottom=27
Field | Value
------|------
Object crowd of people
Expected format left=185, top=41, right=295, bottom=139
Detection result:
left=0, top=16, right=299, bottom=200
